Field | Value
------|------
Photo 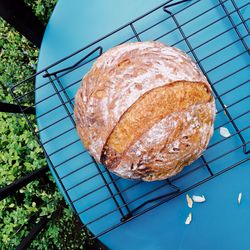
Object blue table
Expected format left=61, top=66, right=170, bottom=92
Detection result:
left=36, top=0, right=250, bottom=249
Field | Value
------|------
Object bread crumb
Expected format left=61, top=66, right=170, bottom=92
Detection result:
left=223, top=104, right=227, bottom=115
left=220, top=127, right=231, bottom=138
left=185, top=212, right=192, bottom=225
left=192, top=195, right=206, bottom=203
left=186, top=194, right=193, bottom=208
left=238, top=192, right=242, bottom=205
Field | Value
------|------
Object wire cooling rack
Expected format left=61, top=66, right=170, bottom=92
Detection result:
left=10, top=0, right=250, bottom=239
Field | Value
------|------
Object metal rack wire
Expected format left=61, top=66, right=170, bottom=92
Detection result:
left=10, top=0, right=250, bottom=239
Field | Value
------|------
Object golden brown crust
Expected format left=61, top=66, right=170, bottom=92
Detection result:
left=111, top=101, right=215, bottom=181
left=74, top=41, right=210, bottom=162
left=74, top=41, right=215, bottom=181
left=102, top=81, right=212, bottom=170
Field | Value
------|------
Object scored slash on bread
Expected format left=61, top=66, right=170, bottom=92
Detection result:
left=74, top=41, right=215, bottom=181
left=103, top=100, right=214, bottom=181
left=102, top=81, right=212, bottom=168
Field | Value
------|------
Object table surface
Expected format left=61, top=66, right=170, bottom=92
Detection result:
left=36, top=0, right=250, bottom=249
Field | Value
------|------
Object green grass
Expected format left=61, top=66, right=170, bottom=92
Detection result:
left=0, top=1, right=94, bottom=249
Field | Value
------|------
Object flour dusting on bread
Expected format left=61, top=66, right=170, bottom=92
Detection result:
left=74, top=41, right=215, bottom=181
left=113, top=102, right=214, bottom=181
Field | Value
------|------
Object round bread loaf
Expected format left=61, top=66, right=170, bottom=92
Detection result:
left=74, top=41, right=215, bottom=181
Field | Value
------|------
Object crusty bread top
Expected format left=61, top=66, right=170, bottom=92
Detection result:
left=74, top=41, right=210, bottom=162
left=102, top=81, right=212, bottom=170
left=112, top=100, right=215, bottom=181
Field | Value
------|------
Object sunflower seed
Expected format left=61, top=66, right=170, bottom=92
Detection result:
left=192, top=195, right=206, bottom=203
left=186, top=194, right=193, bottom=208
left=220, top=127, right=231, bottom=138
left=238, top=192, right=242, bottom=205
left=185, top=212, right=192, bottom=225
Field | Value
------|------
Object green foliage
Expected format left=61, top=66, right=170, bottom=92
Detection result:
left=0, top=1, right=91, bottom=249
left=0, top=20, right=38, bottom=98
left=24, top=0, right=57, bottom=24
